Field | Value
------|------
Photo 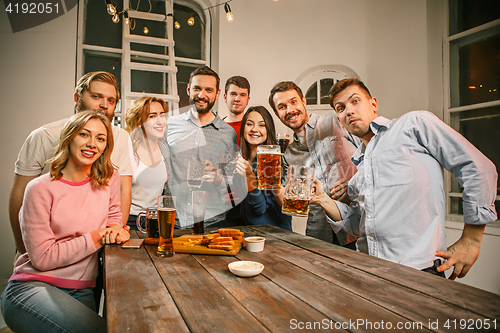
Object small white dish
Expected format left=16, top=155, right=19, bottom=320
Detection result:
left=228, top=261, right=264, bottom=277
left=244, top=236, right=266, bottom=252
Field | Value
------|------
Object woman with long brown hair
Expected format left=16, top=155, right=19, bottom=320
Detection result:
left=1, top=111, right=130, bottom=333
left=235, top=106, right=292, bottom=230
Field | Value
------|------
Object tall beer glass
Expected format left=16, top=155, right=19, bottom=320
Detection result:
left=192, top=191, right=206, bottom=235
left=282, top=165, right=315, bottom=217
left=157, top=196, right=176, bottom=257
left=257, top=145, right=281, bottom=190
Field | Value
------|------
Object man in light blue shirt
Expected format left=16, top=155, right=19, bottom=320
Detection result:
left=312, top=78, right=497, bottom=279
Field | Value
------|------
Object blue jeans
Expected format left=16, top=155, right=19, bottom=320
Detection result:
left=1, top=280, right=106, bottom=333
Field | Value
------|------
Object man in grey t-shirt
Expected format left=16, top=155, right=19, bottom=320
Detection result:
left=269, top=81, right=359, bottom=246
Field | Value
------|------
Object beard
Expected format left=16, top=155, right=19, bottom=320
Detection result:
left=190, top=96, right=215, bottom=115
left=75, top=98, right=115, bottom=122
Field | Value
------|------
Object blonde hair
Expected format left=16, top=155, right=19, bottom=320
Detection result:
left=49, top=111, right=115, bottom=189
left=125, top=97, right=168, bottom=162
left=75, top=72, right=120, bottom=110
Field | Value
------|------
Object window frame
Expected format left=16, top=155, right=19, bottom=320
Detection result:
left=296, top=65, right=359, bottom=116
left=76, top=0, right=211, bottom=123
left=443, top=1, right=500, bottom=227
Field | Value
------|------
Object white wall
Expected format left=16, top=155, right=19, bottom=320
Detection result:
left=0, top=0, right=498, bottom=296
left=0, top=2, right=77, bottom=287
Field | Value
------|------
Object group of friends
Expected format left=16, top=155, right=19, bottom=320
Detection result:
left=1, top=65, right=497, bottom=332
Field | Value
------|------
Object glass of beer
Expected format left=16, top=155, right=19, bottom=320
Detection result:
left=276, top=133, right=290, bottom=154
left=157, top=196, right=176, bottom=257
left=192, top=191, right=206, bottom=235
left=282, top=165, right=315, bottom=217
left=257, top=145, right=281, bottom=190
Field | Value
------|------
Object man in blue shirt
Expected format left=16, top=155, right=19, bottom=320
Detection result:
left=312, top=78, right=497, bottom=279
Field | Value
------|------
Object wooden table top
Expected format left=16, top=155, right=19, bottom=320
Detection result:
left=104, top=225, right=500, bottom=332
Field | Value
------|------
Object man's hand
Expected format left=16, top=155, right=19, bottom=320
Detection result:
left=202, top=160, right=222, bottom=185
left=436, top=224, right=485, bottom=280
left=310, top=177, right=325, bottom=205
left=330, top=178, right=348, bottom=201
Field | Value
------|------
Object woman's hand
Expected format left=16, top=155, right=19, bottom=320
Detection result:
left=236, top=157, right=259, bottom=191
left=99, top=225, right=130, bottom=245
left=329, top=178, right=349, bottom=201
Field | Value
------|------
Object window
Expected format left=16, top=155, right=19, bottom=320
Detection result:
left=445, top=0, right=500, bottom=225
left=296, top=65, right=359, bottom=116
left=77, top=0, right=210, bottom=125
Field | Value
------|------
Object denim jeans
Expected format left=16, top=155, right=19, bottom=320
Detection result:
left=1, top=280, right=106, bottom=333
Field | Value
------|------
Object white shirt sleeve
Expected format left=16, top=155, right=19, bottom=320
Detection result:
left=111, top=126, right=133, bottom=176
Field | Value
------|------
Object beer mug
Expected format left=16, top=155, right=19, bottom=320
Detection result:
left=257, top=145, right=281, bottom=190
left=192, top=191, right=207, bottom=235
left=136, top=207, right=159, bottom=238
left=276, top=133, right=290, bottom=154
left=282, top=165, right=315, bottom=217
left=157, top=196, right=176, bottom=257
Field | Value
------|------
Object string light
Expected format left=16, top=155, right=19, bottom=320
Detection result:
left=104, top=0, right=236, bottom=28
left=106, top=1, right=116, bottom=15
left=224, top=3, right=233, bottom=22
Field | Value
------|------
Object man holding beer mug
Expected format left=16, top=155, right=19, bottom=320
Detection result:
left=313, top=78, right=497, bottom=279
left=269, top=81, right=360, bottom=247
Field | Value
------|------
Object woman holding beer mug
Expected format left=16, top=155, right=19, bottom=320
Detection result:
left=235, top=106, right=292, bottom=230
left=125, top=97, right=170, bottom=230
left=1, top=111, right=130, bottom=333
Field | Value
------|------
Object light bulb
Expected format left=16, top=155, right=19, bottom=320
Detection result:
left=143, top=26, right=149, bottom=34
left=124, top=11, right=129, bottom=24
left=112, top=13, right=120, bottom=23
left=187, top=16, right=195, bottom=26
left=174, top=21, right=181, bottom=29
left=224, top=3, right=233, bottom=22
left=107, top=3, right=116, bottom=15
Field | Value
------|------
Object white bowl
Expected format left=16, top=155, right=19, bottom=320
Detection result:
left=244, top=236, right=266, bottom=252
left=228, top=261, right=264, bottom=277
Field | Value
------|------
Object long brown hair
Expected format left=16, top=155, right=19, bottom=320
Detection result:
left=239, top=106, right=277, bottom=161
left=49, top=111, right=115, bottom=189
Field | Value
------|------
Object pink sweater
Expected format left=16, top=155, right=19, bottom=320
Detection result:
left=10, top=171, right=122, bottom=289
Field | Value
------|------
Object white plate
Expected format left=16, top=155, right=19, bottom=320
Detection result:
left=228, top=261, right=264, bottom=277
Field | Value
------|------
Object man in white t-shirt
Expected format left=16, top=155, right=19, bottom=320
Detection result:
left=9, top=72, right=133, bottom=256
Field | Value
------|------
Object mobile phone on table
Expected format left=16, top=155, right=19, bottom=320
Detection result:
left=121, top=239, right=144, bottom=249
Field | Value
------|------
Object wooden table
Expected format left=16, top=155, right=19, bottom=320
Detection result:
left=104, top=225, right=500, bottom=332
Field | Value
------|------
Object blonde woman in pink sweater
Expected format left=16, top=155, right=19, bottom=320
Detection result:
left=1, top=111, right=130, bottom=333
